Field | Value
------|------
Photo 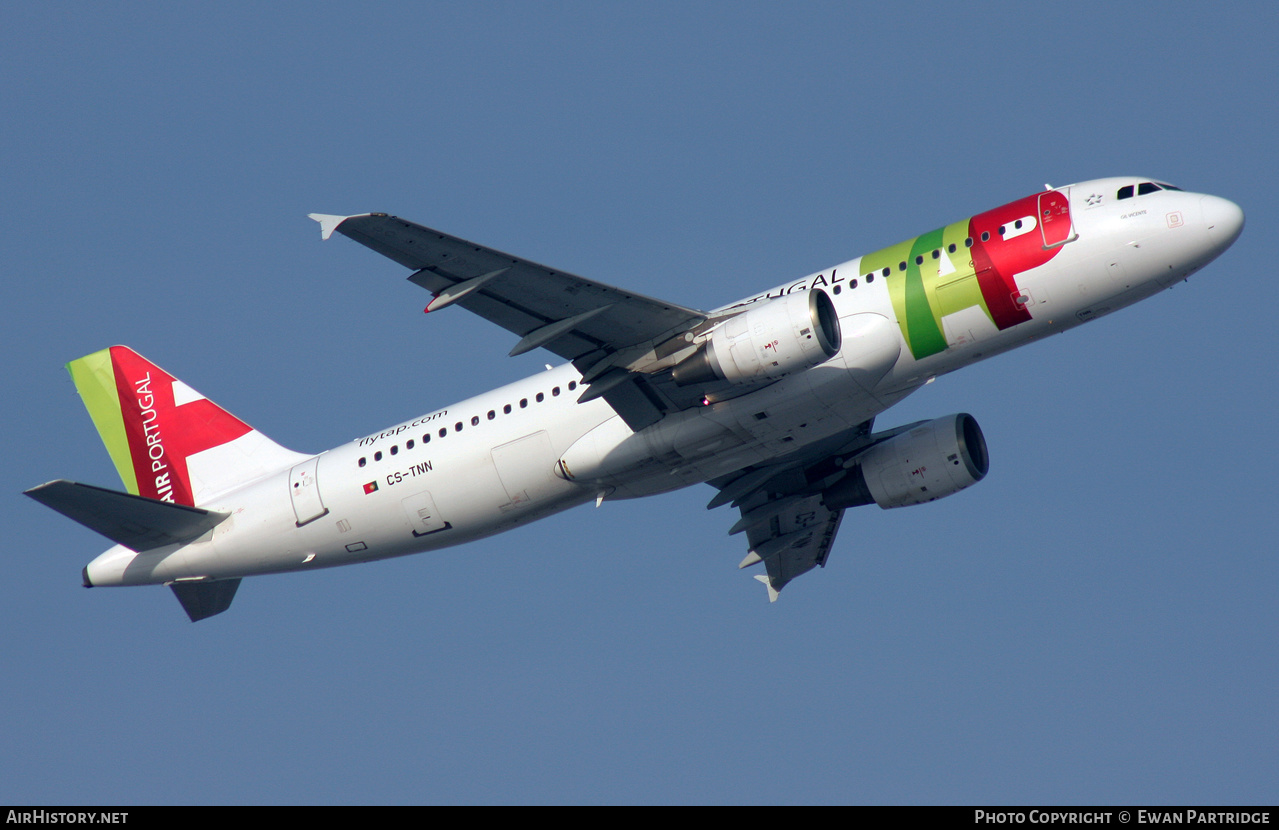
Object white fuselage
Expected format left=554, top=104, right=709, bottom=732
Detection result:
left=83, top=179, right=1242, bottom=587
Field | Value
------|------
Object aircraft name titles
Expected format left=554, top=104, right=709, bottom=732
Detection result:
left=133, top=372, right=175, bottom=502
left=358, top=410, right=448, bottom=447
left=732, top=269, right=848, bottom=309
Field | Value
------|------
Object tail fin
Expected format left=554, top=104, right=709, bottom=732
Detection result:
left=67, top=346, right=307, bottom=506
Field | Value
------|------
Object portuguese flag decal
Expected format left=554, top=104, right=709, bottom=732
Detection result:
left=363, top=481, right=379, bottom=495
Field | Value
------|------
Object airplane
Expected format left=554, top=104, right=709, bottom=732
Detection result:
left=25, top=177, right=1244, bottom=621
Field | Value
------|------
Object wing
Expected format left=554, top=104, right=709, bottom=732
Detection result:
left=311, top=213, right=712, bottom=429
left=735, top=494, right=844, bottom=601
left=708, top=419, right=877, bottom=600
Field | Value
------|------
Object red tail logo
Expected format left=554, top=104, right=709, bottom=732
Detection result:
left=111, top=347, right=251, bottom=505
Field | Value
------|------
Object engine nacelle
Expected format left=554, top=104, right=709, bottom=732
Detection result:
left=824, top=414, right=989, bottom=509
left=672, top=290, right=841, bottom=386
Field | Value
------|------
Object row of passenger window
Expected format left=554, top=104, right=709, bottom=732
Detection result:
left=358, top=207, right=1060, bottom=468
left=1117, top=181, right=1182, bottom=200
left=357, top=380, right=580, bottom=467
left=852, top=225, right=1026, bottom=286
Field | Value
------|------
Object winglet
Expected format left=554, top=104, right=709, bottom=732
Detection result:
left=308, top=213, right=354, bottom=241
left=753, top=574, right=779, bottom=602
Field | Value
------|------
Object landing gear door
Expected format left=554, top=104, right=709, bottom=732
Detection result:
left=288, top=457, right=328, bottom=527
left=1039, top=189, right=1077, bottom=249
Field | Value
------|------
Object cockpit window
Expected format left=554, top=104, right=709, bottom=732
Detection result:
left=1137, top=182, right=1162, bottom=196
left=1117, top=185, right=1134, bottom=200
left=1156, top=182, right=1183, bottom=191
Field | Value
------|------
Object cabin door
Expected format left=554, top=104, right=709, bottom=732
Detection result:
left=1038, top=189, right=1077, bottom=249
left=288, top=457, right=328, bottom=526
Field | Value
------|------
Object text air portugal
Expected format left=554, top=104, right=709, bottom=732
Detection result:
left=111, top=347, right=251, bottom=506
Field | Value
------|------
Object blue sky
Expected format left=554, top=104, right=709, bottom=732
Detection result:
left=3, top=3, right=1275, bottom=804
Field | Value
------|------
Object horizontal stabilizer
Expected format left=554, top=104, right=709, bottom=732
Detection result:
left=25, top=480, right=229, bottom=552
left=170, top=579, right=241, bottom=622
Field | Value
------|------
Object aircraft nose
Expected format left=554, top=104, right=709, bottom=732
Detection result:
left=1201, top=195, right=1244, bottom=249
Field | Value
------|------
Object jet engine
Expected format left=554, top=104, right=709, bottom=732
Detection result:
left=672, top=290, right=842, bottom=386
left=824, top=414, right=989, bottom=510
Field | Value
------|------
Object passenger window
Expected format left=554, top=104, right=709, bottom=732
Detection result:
left=503, top=404, right=512, bottom=414
left=850, top=278, right=858, bottom=289
left=948, top=243, right=957, bottom=253
left=881, top=267, right=890, bottom=277
left=390, top=445, right=398, bottom=455
left=455, top=422, right=463, bottom=432
left=1117, top=185, right=1134, bottom=200
left=915, top=255, right=924, bottom=265
left=487, top=410, right=496, bottom=420
left=520, top=398, right=528, bottom=409
left=406, top=440, right=414, bottom=450
left=867, top=273, right=874, bottom=283
left=833, top=285, right=841, bottom=295
left=981, top=231, right=990, bottom=241
left=898, top=262, right=907, bottom=271
left=568, top=381, right=577, bottom=391
left=358, top=457, right=366, bottom=467
left=536, top=392, right=545, bottom=403
left=423, top=434, right=430, bottom=444
left=439, top=427, right=447, bottom=438
left=552, top=387, right=560, bottom=397
left=470, top=416, right=479, bottom=426
left=374, top=451, right=382, bottom=461
left=964, top=237, right=973, bottom=248
left=1138, top=182, right=1161, bottom=196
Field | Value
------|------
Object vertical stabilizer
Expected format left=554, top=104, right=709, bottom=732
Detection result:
left=67, top=346, right=307, bottom=506
left=170, top=579, right=241, bottom=622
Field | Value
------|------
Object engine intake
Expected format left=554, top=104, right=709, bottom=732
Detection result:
left=824, top=414, right=989, bottom=510
left=672, top=290, right=841, bottom=386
